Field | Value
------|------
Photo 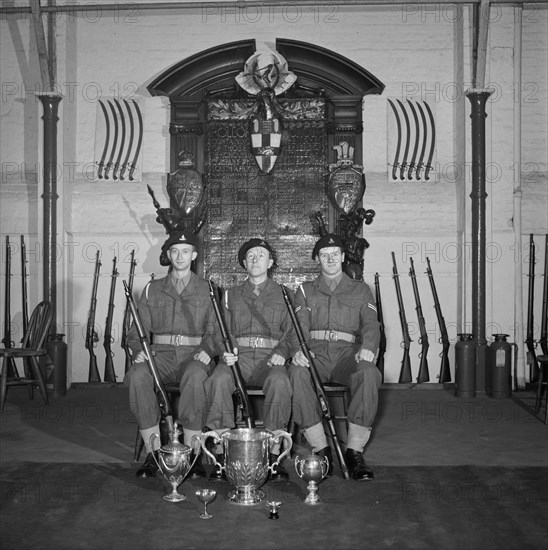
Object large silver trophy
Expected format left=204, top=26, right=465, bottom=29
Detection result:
left=150, top=422, right=198, bottom=502
left=295, top=453, right=330, bottom=505
left=201, top=428, right=292, bottom=505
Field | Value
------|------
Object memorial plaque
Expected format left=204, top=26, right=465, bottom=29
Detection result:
left=204, top=99, right=328, bottom=290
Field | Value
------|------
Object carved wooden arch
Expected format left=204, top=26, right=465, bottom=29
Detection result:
left=147, top=39, right=384, bottom=281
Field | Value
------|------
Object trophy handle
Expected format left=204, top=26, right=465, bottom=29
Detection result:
left=200, top=430, right=222, bottom=469
left=150, top=433, right=161, bottom=470
left=320, top=456, right=329, bottom=478
left=295, top=457, right=304, bottom=478
left=270, top=430, right=293, bottom=472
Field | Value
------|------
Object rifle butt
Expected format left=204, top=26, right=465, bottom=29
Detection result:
left=416, top=353, right=430, bottom=383
left=124, top=351, right=132, bottom=375
left=88, top=354, right=101, bottom=383
left=438, top=352, right=451, bottom=383
left=399, top=350, right=412, bottom=383
left=104, top=353, right=117, bottom=382
left=325, top=417, right=350, bottom=480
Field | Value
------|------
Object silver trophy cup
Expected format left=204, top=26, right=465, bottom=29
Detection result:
left=150, top=421, right=198, bottom=502
left=201, top=428, right=292, bottom=505
left=295, top=453, right=330, bottom=505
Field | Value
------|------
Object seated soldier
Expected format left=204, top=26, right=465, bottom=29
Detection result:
left=125, top=231, right=218, bottom=479
left=205, top=238, right=296, bottom=482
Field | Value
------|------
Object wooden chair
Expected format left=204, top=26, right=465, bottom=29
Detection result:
left=0, top=301, right=52, bottom=411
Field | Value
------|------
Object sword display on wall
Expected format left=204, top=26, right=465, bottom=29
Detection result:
left=387, top=98, right=436, bottom=182
left=94, top=97, right=143, bottom=182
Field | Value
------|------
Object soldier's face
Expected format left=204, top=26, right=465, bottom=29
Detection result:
left=168, top=244, right=197, bottom=272
left=317, top=246, right=344, bottom=276
left=243, top=246, right=273, bottom=277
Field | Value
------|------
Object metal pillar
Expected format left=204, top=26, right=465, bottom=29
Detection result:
left=38, top=92, right=63, bottom=332
left=466, top=89, right=492, bottom=393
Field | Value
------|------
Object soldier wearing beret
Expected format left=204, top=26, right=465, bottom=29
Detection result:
left=290, top=233, right=381, bottom=481
left=125, top=231, right=218, bottom=479
left=204, top=238, right=296, bottom=481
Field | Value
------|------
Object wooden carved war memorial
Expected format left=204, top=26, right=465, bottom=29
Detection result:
left=148, top=39, right=385, bottom=287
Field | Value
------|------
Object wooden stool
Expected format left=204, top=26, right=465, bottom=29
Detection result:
left=535, top=355, right=548, bottom=424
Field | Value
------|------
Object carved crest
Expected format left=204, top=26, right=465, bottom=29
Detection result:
left=327, top=142, right=365, bottom=215
left=167, top=150, right=204, bottom=216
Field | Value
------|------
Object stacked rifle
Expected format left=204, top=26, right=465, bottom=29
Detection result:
left=85, top=249, right=137, bottom=383
left=376, top=252, right=450, bottom=384
left=2, top=235, right=30, bottom=378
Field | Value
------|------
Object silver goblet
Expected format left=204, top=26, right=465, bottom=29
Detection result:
left=195, top=488, right=217, bottom=519
left=295, top=453, right=329, bottom=505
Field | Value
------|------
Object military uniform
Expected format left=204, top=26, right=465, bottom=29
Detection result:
left=205, top=277, right=295, bottom=432
left=125, top=272, right=218, bottom=432
left=289, top=272, right=381, bottom=430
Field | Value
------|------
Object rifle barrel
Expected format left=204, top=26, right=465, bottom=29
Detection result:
left=392, top=252, right=412, bottom=383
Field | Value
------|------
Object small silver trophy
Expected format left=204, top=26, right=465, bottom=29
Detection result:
left=295, top=453, right=330, bottom=505
left=150, top=421, right=198, bottom=502
left=201, top=428, right=292, bottom=506
left=195, top=488, right=217, bottom=519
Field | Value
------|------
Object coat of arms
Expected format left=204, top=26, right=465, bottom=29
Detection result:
left=236, top=51, right=297, bottom=174
left=327, top=142, right=365, bottom=215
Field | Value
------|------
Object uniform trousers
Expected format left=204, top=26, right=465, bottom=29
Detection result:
left=289, top=341, right=382, bottom=429
left=205, top=347, right=292, bottom=432
left=124, top=345, right=211, bottom=431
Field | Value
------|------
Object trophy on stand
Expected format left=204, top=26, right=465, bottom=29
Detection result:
left=201, top=428, right=292, bottom=506
left=295, top=453, right=330, bottom=505
left=150, top=422, right=198, bottom=502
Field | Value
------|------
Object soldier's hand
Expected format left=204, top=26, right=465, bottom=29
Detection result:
left=223, top=347, right=238, bottom=366
left=134, top=351, right=147, bottom=363
left=292, top=350, right=310, bottom=368
left=194, top=350, right=211, bottom=364
left=355, top=348, right=375, bottom=363
left=267, top=353, right=286, bottom=367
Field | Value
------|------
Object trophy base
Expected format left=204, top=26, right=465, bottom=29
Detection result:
left=163, top=492, right=187, bottom=503
left=227, top=488, right=266, bottom=506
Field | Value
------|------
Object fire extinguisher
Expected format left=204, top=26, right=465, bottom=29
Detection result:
left=486, top=334, right=513, bottom=399
left=455, top=333, right=476, bottom=398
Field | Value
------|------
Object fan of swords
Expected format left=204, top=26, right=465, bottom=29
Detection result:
left=387, top=98, right=436, bottom=183
left=94, top=97, right=143, bottom=182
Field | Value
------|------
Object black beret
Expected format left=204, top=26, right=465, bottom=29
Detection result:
left=312, top=233, right=344, bottom=260
left=161, top=231, right=199, bottom=255
left=238, top=238, right=275, bottom=268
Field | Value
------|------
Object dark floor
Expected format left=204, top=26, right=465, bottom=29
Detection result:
left=1, top=383, right=547, bottom=550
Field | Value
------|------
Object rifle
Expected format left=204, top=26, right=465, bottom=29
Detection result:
left=20, top=236, right=29, bottom=336
left=86, top=251, right=102, bottom=382
left=526, top=234, right=539, bottom=383
left=2, top=236, right=19, bottom=378
left=103, top=256, right=119, bottom=382
left=391, top=252, right=412, bottom=383
left=281, top=285, right=350, bottom=480
left=121, top=250, right=137, bottom=374
left=208, top=279, right=255, bottom=429
left=426, top=257, right=451, bottom=383
left=373, top=273, right=386, bottom=382
left=20, top=235, right=31, bottom=379
left=540, top=234, right=548, bottom=356
left=409, top=257, right=429, bottom=383
left=122, top=280, right=174, bottom=430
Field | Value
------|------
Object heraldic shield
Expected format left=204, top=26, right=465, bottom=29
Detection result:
left=327, top=142, right=366, bottom=215
left=251, top=117, right=282, bottom=174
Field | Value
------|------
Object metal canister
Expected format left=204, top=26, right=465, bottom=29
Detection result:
left=46, top=334, right=68, bottom=397
left=486, top=334, right=512, bottom=399
left=455, top=333, right=476, bottom=398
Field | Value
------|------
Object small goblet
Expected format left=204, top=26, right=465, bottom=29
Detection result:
left=196, top=488, right=217, bottom=519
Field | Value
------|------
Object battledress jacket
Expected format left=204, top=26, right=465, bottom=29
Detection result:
left=294, top=272, right=380, bottom=354
left=127, top=272, right=218, bottom=358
